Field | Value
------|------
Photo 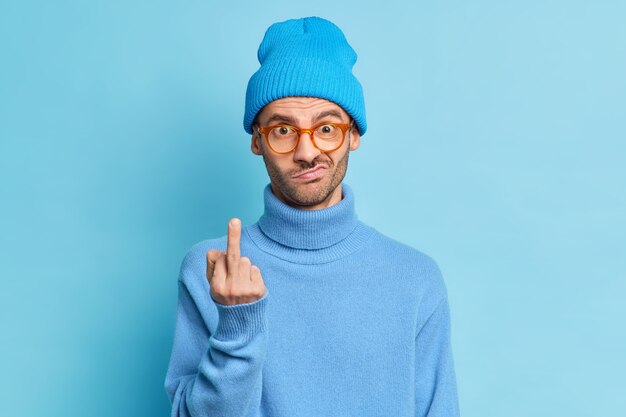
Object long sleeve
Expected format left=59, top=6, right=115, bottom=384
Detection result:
left=414, top=296, right=460, bottom=417
left=164, top=254, right=269, bottom=417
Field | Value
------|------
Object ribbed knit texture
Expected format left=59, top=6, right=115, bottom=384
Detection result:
left=164, top=183, right=460, bottom=417
left=244, top=17, right=367, bottom=135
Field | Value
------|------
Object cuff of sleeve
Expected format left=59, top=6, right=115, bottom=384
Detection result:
left=213, top=291, right=269, bottom=341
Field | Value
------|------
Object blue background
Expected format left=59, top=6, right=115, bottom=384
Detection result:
left=1, top=1, right=625, bottom=416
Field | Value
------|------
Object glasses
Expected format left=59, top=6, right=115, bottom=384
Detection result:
left=256, top=122, right=353, bottom=154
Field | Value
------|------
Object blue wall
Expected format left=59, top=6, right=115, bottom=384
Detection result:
left=1, top=1, right=624, bottom=416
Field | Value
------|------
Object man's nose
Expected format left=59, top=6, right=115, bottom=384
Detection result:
left=292, top=132, right=322, bottom=163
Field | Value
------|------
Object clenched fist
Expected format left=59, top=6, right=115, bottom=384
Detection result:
left=206, top=218, right=267, bottom=305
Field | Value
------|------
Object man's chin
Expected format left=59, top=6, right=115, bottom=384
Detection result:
left=284, top=181, right=339, bottom=207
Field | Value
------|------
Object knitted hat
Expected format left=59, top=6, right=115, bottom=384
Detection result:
left=244, top=16, right=367, bottom=136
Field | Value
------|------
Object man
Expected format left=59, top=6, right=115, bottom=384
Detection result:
left=164, top=16, right=460, bottom=417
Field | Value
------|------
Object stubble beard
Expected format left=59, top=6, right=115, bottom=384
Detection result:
left=262, top=149, right=350, bottom=207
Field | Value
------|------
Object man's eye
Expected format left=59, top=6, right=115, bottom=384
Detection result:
left=277, top=127, right=290, bottom=135
left=318, top=125, right=335, bottom=135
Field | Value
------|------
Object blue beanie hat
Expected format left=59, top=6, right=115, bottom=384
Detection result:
left=244, top=16, right=367, bottom=136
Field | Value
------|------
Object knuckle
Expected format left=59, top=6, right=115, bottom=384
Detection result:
left=211, top=282, right=224, bottom=294
left=240, top=256, right=251, bottom=265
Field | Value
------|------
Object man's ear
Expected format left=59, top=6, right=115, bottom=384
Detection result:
left=251, top=129, right=263, bottom=155
left=349, top=126, right=361, bottom=151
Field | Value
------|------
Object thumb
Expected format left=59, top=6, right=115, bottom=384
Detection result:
left=206, top=250, right=220, bottom=283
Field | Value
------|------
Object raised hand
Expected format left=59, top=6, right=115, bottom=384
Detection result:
left=206, top=218, right=267, bottom=305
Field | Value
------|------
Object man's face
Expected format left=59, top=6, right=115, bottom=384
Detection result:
left=251, top=97, right=361, bottom=210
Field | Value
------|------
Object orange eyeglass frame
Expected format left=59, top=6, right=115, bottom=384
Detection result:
left=256, top=122, right=353, bottom=154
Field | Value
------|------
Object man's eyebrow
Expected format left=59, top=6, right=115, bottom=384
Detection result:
left=264, top=114, right=297, bottom=125
left=313, top=110, right=345, bottom=123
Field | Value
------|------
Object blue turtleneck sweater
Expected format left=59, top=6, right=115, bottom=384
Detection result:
left=164, top=183, right=460, bottom=417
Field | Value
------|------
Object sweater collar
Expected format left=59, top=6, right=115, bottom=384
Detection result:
left=257, top=182, right=358, bottom=250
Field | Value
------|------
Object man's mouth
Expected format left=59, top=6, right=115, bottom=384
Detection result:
left=292, top=165, right=327, bottom=180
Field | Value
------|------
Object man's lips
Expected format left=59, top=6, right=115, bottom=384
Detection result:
left=292, top=165, right=327, bottom=180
